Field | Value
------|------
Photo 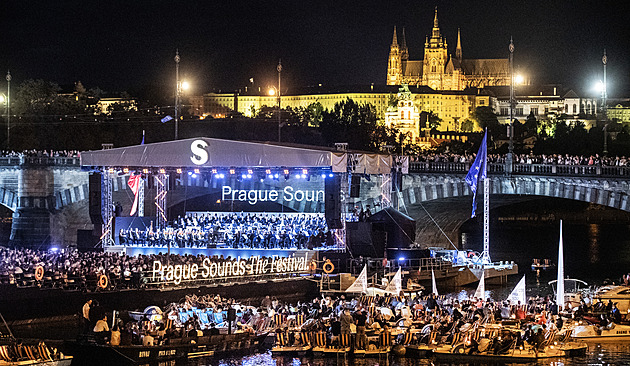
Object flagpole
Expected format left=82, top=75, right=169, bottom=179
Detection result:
left=483, top=128, right=490, bottom=263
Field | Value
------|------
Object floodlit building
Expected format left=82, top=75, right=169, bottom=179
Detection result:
left=386, top=8, right=510, bottom=90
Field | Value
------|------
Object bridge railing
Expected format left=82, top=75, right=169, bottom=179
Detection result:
left=409, top=161, right=630, bottom=178
left=0, top=156, right=80, bottom=167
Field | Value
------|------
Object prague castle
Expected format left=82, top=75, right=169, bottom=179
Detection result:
left=387, top=8, right=510, bottom=90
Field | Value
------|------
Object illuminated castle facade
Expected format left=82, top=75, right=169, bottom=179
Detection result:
left=387, top=8, right=510, bottom=90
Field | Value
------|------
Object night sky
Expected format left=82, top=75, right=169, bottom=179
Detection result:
left=2, top=0, right=629, bottom=97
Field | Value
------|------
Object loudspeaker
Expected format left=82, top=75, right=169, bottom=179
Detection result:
left=227, top=308, right=237, bottom=322
left=89, top=173, right=103, bottom=224
left=350, top=174, right=361, bottom=198
left=325, top=174, right=342, bottom=229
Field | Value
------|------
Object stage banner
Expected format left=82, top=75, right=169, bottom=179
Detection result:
left=149, top=250, right=317, bottom=285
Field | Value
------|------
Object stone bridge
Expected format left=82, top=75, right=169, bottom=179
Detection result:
left=1, top=156, right=629, bottom=248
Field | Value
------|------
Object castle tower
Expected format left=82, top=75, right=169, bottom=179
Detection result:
left=401, top=27, right=409, bottom=61
left=422, top=7, right=449, bottom=89
left=455, top=28, right=462, bottom=61
left=387, top=26, right=403, bottom=85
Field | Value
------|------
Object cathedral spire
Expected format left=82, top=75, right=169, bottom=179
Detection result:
left=456, top=28, right=462, bottom=61
left=401, top=27, right=409, bottom=60
left=431, top=6, right=442, bottom=41
left=391, top=26, right=398, bottom=47
left=433, top=6, right=439, bottom=28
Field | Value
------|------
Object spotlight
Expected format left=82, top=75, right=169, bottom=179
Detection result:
left=108, top=168, right=114, bottom=173
left=247, top=174, right=252, bottom=179
left=176, top=168, right=182, bottom=174
left=295, top=174, right=301, bottom=179
left=123, top=168, right=129, bottom=173
left=159, top=168, right=166, bottom=174
left=194, top=169, right=200, bottom=174
left=265, top=169, right=272, bottom=175
left=399, top=257, right=405, bottom=261
left=143, top=168, right=149, bottom=174
left=329, top=173, right=334, bottom=177
left=274, top=173, right=279, bottom=179
left=229, top=169, right=236, bottom=175
left=268, top=174, right=274, bottom=179
left=301, top=174, right=306, bottom=179
left=321, top=173, right=327, bottom=179
left=241, top=174, right=247, bottom=179
left=247, top=169, right=253, bottom=175
left=191, top=173, right=197, bottom=178
left=302, top=169, right=308, bottom=175
left=211, top=168, right=218, bottom=174
left=188, top=172, right=193, bottom=176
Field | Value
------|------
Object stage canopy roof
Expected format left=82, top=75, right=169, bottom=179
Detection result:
left=80, top=137, right=394, bottom=174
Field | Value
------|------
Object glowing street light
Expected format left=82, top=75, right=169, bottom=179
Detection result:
left=173, top=50, right=190, bottom=140
left=514, top=74, right=524, bottom=85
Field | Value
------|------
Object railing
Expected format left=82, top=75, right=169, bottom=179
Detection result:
left=0, top=156, right=80, bottom=167
left=409, top=161, right=630, bottom=178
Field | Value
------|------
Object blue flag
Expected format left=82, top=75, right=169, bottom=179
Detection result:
left=465, top=130, right=487, bottom=218
left=161, top=115, right=173, bottom=123
left=141, top=130, right=145, bottom=145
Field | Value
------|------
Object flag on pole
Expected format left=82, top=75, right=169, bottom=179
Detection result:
left=465, top=130, right=488, bottom=218
left=141, top=130, right=145, bottom=145
left=161, top=115, right=173, bottom=123
left=431, top=269, right=439, bottom=296
left=128, top=173, right=142, bottom=216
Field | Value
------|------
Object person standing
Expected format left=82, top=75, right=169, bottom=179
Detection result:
left=82, top=299, right=92, bottom=333
left=340, top=308, right=354, bottom=336
left=354, top=309, right=368, bottom=350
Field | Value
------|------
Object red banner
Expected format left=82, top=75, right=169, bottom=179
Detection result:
left=128, top=173, right=142, bottom=216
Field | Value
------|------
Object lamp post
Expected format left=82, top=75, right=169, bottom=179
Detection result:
left=602, top=49, right=608, bottom=155
left=277, top=59, right=282, bottom=142
left=174, top=50, right=180, bottom=140
left=506, top=38, right=515, bottom=176
left=5, top=71, right=10, bottom=151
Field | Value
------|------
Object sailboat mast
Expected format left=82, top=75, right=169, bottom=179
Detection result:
left=483, top=134, right=490, bottom=263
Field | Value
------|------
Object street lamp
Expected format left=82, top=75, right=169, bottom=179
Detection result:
left=4, top=71, right=10, bottom=150
left=506, top=38, right=515, bottom=176
left=276, top=59, right=282, bottom=142
left=174, top=51, right=190, bottom=140
left=602, top=49, right=608, bottom=154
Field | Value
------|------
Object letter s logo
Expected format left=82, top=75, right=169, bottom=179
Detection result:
left=190, top=139, right=209, bottom=165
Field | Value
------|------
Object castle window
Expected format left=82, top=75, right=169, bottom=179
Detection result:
left=531, top=107, right=538, bottom=116
left=572, top=104, right=577, bottom=114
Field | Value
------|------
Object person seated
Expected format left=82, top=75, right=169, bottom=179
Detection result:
left=93, top=314, right=110, bottom=344
left=142, top=333, right=155, bottom=346
left=206, top=323, right=220, bottom=336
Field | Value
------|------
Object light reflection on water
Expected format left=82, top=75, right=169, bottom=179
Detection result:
left=187, top=343, right=630, bottom=366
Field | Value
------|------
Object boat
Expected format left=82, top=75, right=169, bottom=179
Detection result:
left=571, top=320, right=630, bottom=339
left=431, top=327, right=587, bottom=363
left=531, top=258, right=554, bottom=271
left=594, top=285, right=630, bottom=314
left=0, top=341, right=73, bottom=366
left=0, top=313, right=73, bottom=366
left=549, top=278, right=590, bottom=310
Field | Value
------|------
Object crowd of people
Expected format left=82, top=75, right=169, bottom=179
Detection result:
left=412, top=152, right=630, bottom=167
left=79, top=287, right=588, bottom=353
left=0, top=246, right=299, bottom=290
left=118, top=212, right=333, bottom=250
left=0, top=150, right=80, bottom=158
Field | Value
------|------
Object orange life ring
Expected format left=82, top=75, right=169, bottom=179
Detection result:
left=323, top=260, right=334, bottom=274
left=98, top=274, right=108, bottom=289
left=34, top=266, right=44, bottom=281
left=309, top=261, right=317, bottom=271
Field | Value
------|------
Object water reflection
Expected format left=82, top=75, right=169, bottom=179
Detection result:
left=587, top=224, right=600, bottom=264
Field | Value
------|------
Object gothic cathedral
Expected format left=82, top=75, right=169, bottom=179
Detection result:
left=387, top=8, right=510, bottom=90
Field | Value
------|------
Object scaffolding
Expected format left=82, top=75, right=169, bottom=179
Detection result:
left=154, top=174, right=168, bottom=229
left=100, top=171, right=114, bottom=246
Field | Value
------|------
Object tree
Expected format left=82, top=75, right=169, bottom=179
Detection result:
left=525, top=112, right=537, bottom=135
left=319, top=98, right=385, bottom=151
left=460, top=119, right=474, bottom=132
left=471, top=106, right=501, bottom=138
